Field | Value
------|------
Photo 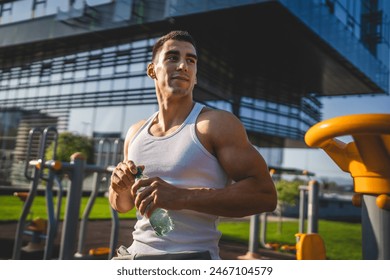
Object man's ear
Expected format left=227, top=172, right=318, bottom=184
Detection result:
left=147, top=63, right=156, bottom=79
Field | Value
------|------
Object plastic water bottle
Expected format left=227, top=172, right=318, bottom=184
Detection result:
left=135, top=167, right=174, bottom=236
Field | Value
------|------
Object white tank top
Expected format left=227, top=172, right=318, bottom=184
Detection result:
left=127, top=102, right=229, bottom=259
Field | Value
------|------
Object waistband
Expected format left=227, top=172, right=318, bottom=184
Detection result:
left=112, top=245, right=212, bottom=260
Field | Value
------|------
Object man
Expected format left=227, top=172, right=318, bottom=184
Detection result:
left=109, top=30, right=277, bottom=260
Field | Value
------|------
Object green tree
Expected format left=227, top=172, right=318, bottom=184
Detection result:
left=275, top=179, right=302, bottom=234
left=275, top=179, right=301, bottom=207
left=45, top=132, right=94, bottom=163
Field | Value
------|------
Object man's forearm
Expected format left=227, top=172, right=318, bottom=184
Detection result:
left=109, top=186, right=134, bottom=213
left=182, top=179, right=277, bottom=217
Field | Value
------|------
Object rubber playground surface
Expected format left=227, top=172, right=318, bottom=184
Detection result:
left=0, top=219, right=295, bottom=260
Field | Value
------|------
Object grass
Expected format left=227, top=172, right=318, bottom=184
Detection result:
left=218, top=219, right=362, bottom=260
left=0, top=195, right=362, bottom=260
left=0, top=194, right=137, bottom=221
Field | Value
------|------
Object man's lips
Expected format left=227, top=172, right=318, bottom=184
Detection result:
left=171, top=75, right=190, bottom=81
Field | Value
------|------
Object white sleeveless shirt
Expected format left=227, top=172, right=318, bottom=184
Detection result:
left=127, top=102, right=229, bottom=259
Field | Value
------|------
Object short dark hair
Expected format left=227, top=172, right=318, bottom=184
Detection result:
left=151, top=30, right=197, bottom=62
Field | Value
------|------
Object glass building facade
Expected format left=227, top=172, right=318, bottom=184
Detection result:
left=0, top=0, right=389, bottom=186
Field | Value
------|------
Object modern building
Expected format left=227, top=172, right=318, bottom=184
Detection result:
left=0, top=0, right=389, bottom=186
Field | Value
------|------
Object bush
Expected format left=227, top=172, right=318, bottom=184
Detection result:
left=45, top=132, right=94, bottom=163
left=275, top=179, right=301, bottom=207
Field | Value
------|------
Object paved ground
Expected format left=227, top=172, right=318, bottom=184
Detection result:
left=0, top=219, right=295, bottom=260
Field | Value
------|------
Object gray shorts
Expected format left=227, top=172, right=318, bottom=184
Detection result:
left=112, top=245, right=212, bottom=260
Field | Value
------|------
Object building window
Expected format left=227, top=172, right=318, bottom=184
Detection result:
left=0, top=2, right=13, bottom=24
left=33, top=0, right=47, bottom=18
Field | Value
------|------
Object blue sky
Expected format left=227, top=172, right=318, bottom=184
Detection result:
left=282, top=94, right=390, bottom=184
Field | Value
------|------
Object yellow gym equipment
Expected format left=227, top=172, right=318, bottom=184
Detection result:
left=305, top=113, right=390, bottom=259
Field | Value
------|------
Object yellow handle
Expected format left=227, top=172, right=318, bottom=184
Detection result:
left=305, top=114, right=390, bottom=147
left=305, top=114, right=390, bottom=195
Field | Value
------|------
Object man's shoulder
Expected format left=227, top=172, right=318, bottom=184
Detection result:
left=199, top=106, right=241, bottom=124
left=197, top=106, right=244, bottom=134
left=125, top=119, right=147, bottom=142
left=196, top=106, right=249, bottom=151
left=132, top=119, right=147, bottom=130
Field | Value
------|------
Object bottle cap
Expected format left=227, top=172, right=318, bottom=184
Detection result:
left=135, top=166, right=143, bottom=179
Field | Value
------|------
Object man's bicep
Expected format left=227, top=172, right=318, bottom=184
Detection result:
left=222, top=142, right=267, bottom=181
left=213, top=118, right=264, bottom=181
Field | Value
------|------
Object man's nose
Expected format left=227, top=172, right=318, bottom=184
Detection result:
left=177, top=60, right=188, bottom=71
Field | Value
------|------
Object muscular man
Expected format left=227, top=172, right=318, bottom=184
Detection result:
left=109, top=30, right=277, bottom=260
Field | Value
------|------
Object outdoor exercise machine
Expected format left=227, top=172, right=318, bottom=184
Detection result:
left=12, top=127, right=122, bottom=260
left=75, top=138, right=123, bottom=259
left=294, top=180, right=326, bottom=260
left=240, top=168, right=326, bottom=260
left=13, top=126, right=63, bottom=260
left=305, top=113, right=390, bottom=260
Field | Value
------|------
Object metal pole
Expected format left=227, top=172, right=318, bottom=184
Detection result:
left=109, top=208, right=119, bottom=259
left=43, top=169, right=56, bottom=260
left=298, top=185, right=307, bottom=234
left=108, top=139, right=123, bottom=259
left=248, top=214, right=260, bottom=253
left=41, top=127, right=59, bottom=260
left=12, top=168, right=40, bottom=259
left=59, top=153, right=85, bottom=260
left=12, top=128, right=43, bottom=259
left=361, top=194, right=390, bottom=259
left=75, top=171, right=101, bottom=257
left=259, top=213, right=269, bottom=248
left=307, top=180, right=319, bottom=233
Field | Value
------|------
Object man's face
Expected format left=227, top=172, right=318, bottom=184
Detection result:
left=151, top=39, right=198, bottom=98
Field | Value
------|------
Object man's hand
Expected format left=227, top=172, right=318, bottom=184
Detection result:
left=132, top=176, right=186, bottom=218
left=110, top=160, right=139, bottom=193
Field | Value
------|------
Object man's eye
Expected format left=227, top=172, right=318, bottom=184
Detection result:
left=167, top=56, right=178, bottom=61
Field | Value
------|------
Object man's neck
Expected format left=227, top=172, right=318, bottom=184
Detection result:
left=151, top=99, right=195, bottom=136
